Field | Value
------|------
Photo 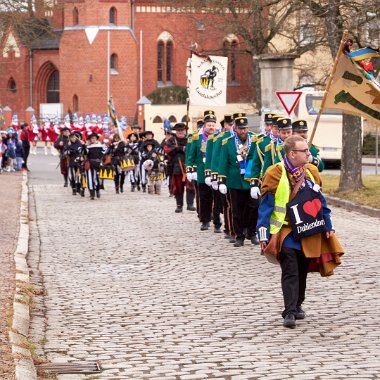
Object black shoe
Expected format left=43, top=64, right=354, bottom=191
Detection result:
left=251, top=235, right=260, bottom=245
left=80, top=189, right=85, bottom=197
left=283, top=313, right=296, bottom=328
left=224, top=233, right=231, bottom=239
left=142, top=187, right=146, bottom=193
left=295, top=307, right=305, bottom=320
left=233, top=239, right=244, bottom=247
left=131, top=185, right=135, bottom=192
left=137, top=185, right=141, bottom=191
left=90, top=195, right=95, bottom=200
left=229, top=236, right=236, bottom=243
left=116, top=188, right=119, bottom=194
left=72, top=189, right=77, bottom=196
left=96, top=190, right=101, bottom=199
left=200, top=223, right=209, bottom=231
left=64, top=181, right=68, bottom=187
left=214, top=226, right=222, bottom=233
left=187, top=205, right=196, bottom=211
left=175, top=206, right=183, bottom=213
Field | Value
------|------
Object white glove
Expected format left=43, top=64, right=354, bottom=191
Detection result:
left=191, top=171, right=198, bottom=181
left=219, top=184, right=227, bottom=194
left=250, top=186, right=261, bottom=199
left=186, top=172, right=193, bottom=182
left=211, top=181, right=219, bottom=191
left=205, top=176, right=212, bottom=186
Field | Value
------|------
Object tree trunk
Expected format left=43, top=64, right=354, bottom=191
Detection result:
left=252, top=58, right=261, bottom=110
left=338, top=113, right=363, bottom=191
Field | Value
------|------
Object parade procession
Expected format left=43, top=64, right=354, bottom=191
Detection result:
left=1, top=0, right=380, bottom=378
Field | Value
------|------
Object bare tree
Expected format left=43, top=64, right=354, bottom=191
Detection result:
left=302, top=0, right=379, bottom=192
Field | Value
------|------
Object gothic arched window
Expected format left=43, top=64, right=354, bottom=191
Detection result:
left=109, top=7, right=117, bottom=25
left=73, top=7, right=79, bottom=25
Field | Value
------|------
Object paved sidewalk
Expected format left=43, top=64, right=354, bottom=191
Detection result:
left=0, top=173, right=22, bottom=380
left=28, top=182, right=380, bottom=380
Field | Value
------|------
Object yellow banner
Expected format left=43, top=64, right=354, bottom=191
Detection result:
left=324, top=55, right=380, bottom=125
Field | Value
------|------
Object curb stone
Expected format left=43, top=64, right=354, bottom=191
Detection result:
left=9, top=172, right=37, bottom=380
left=325, top=194, right=380, bottom=218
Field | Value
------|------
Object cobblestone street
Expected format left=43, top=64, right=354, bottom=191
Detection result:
left=27, top=157, right=380, bottom=380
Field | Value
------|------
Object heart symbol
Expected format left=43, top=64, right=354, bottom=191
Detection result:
left=303, top=199, right=322, bottom=218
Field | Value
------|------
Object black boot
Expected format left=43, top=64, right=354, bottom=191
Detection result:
left=90, top=190, right=95, bottom=200
left=72, top=188, right=77, bottom=196
left=120, top=175, right=125, bottom=193
left=120, top=185, right=124, bottom=193
left=175, top=193, right=184, bottom=213
left=131, top=184, right=136, bottom=192
left=116, top=186, right=119, bottom=194
left=80, top=188, right=85, bottom=197
left=137, top=184, right=141, bottom=191
left=186, top=191, right=196, bottom=211
left=64, top=175, right=68, bottom=187
left=175, top=205, right=183, bottom=213
left=96, top=188, right=101, bottom=198
left=142, top=185, right=146, bottom=193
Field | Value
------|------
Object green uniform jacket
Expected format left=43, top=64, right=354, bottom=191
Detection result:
left=185, top=133, right=195, bottom=168
left=186, top=133, right=207, bottom=184
left=244, top=134, right=270, bottom=181
left=309, top=144, right=325, bottom=172
left=204, top=134, right=216, bottom=173
left=211, top=131, right=231, bottom=175
left=218, top=135, right=251, bottom=191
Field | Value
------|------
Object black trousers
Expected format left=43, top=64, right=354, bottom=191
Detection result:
left=221, top=191, right=234, bottom=236
left=229, top=188, right=259, bottom=241
left=197, top=183, right=213, bottom=224
left=212, top=189, right=222, bottom=229
left=280, top=247, right=310, bottom=318
left=22, top=145, right=30, bottom=169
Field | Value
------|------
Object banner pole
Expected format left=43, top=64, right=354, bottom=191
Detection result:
left=309, top=30, right=349, bottom=146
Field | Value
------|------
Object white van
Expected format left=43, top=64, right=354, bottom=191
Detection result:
left=295, top=91, right=343, bottom=165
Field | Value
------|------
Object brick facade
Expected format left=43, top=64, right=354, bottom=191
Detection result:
left=0, top=1, right=255, bottom=125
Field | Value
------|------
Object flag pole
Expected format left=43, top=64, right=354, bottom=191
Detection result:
left=308, top=30, right=349, bottom=146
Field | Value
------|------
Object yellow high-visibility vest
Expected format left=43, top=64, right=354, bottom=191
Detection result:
left=270, top=162, right=315, bottom=234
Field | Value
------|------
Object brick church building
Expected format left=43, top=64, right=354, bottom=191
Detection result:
left=0, top=1, right=254, bottom=125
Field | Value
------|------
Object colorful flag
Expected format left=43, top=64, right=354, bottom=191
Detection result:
left=108, top=98, right=124, bottom=139
left=324, top=54, right=380, bottom=125
left=346, top=47, right=380, bottom=61
left=188, top=54, right=228, bottom=107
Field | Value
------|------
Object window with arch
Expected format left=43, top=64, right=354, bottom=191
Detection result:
left=166, top=41, right=173, bottom=82
left=47, top=70, right=60, bottom=103
left=109, top=7, right=117, bottom=25
left=110, top=53, right=118, bottom=74
left=73, top=7, right=79, bottom=26
left=157, top=41, right=164, bottom=82
left=157, top=31, right=174, bottom=85
left=223, top=35, right=239, bottom=84
left=73, top=94, right=78, bottom=112
left=168, top=115, right=177, bottom=123
left=153, top=115, right=163, bottom=123
left=181, top=115, right=190, bottom=122
left=8, top=77, right=17, bottom=93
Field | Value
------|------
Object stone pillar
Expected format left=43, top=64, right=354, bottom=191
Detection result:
left=259, top=54, right=300, bottom=112
left=2, top=106, right=12, bottom=131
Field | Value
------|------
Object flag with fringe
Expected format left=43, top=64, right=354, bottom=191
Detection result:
left=324, top=54, right=380, bottom=125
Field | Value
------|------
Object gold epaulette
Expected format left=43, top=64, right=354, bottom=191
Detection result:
left=257, top=136, right=264, bottom=144
left=276, top=144, right=284, bottom=152
left=207, top=135, right=214, bottom=141
left=214, top=132, right=224, bottom=142
left=192, top=133, right=199, bottom=141
left=251, top=135, right=258, bottom=143
left=222, top=136, right=232, bottom=146
left=265, top=143, right=272, bottom=152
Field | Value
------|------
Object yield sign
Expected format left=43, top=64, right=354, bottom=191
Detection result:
left=276, top=91, right=302, bottom=116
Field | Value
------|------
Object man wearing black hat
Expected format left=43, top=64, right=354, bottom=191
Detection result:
left=164, top=123, right=196, bottom=212
left=84, top=132, right=105, bottom=199
left=186, top=110, right=218, bottom=230
left=292, top=119, right=324, bottom=172
left=64, top=131, right=86, bottom=195
left=218, top=116, right=260, bottom=247
left=210, top=114, right=235, bottom=240
left=140, top=131, right=159, bottom=193
left=54, top=126, right=71, bottom=186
